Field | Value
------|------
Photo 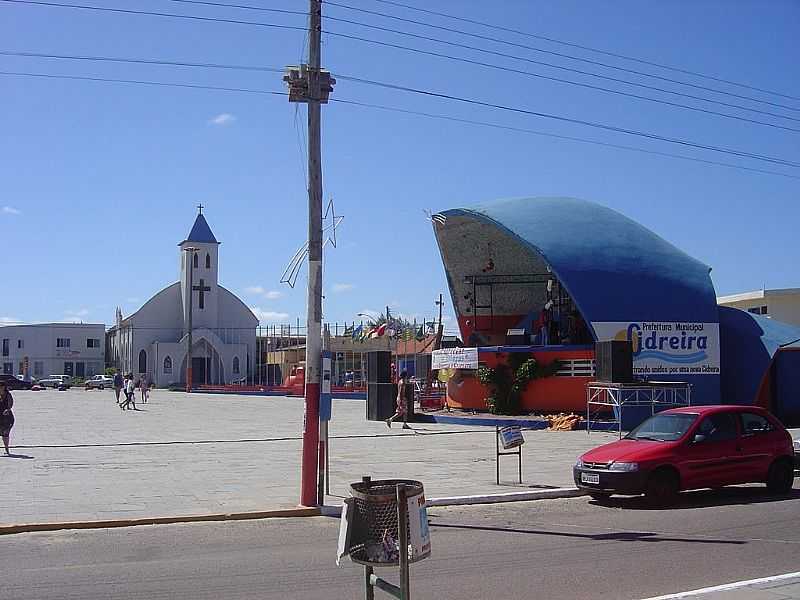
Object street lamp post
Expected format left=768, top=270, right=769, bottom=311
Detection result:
left=183, top=247, right=198, bottom=393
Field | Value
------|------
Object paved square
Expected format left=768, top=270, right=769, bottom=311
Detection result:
left=1, top=388, right=617, bottom=525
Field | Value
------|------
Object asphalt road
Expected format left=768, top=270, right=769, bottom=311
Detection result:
left=2, top=487, right=799, bottom=600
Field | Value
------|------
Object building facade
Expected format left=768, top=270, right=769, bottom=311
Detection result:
left=0, top=323, right=106, bottom=379
left=106, top=211, right=258, bottom=387
left=717, top=288, right=800, bottom=327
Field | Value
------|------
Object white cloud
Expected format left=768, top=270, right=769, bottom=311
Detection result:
left=332, top=283, right=355, bottom=293
left=245, top=286, right=282, bottom=300
left=250, top=307, right=289, bottom=323
left=2, top=206, right=21, bottom=215
left=0, top=316, right=22, bottom=326
left=210, top=113, right=236, bottom=125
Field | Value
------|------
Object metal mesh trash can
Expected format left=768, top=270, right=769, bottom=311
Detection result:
left=346, top=478, right=430, bottom=566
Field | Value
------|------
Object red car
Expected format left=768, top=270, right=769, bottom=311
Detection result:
left=574, top=405, right=796, bottom=504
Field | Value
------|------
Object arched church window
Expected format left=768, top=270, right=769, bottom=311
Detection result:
left=233, top=356, right=240, bottom=375
left=205, top=253, right=211, bottom=268
left=193, top=253, right=198, bottom=268
left=163, top=356, right=172, bottom=374
left=138, top=349, right=147, bottom=374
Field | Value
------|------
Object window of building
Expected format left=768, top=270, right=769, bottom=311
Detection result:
left=138, top=349, right=147, bottom=374
left=87, top=338, right=100, bottom=348
left=17, top=339, right=23, bottom=349
left=233, top=356, right=240, bottom=374
left=2, top=339, right=8, bottom=356
left=163, top=356, right=172, bottom=374
left=205, top=253, right=211, bottom=268
left=57, top=338, right=71, bottom=348
left=34, top=361, right=43, bottom=377
left=747, top=305, right=770, bottom=315
left=761, top=305, right=769, bottom=314
left=18, top=362, right=24, bottom=375
left=3, top=362, right=12, bottom=375
left=193, top=252, right=199, bottom=268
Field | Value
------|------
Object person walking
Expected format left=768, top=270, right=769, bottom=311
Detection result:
left=125, top=374, right=136, bottom=410
left=386, top=370, right=412, bottom=429
left=0, top=380, right=15, bottom=455
left=113, top=370, right=124, bottom=404
left=140, top=374, right=149, bottom=403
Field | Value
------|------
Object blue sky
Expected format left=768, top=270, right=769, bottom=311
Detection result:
left=1, top=0, right=798, bottom=331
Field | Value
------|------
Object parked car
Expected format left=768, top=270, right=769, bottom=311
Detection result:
left=574, top=405, right=796, bottom=504
left=85, top=375, right=114, bottom=390
left=0, top=374, right=33, bottom=390
left=39, top=375, right=72, bottom=389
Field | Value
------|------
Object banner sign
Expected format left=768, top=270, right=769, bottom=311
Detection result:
left=591, top=321, right=720, bottom=376
left=431, top=347, right=479, bottom=370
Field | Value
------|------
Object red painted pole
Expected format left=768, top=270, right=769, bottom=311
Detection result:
left=300, top=0, right=323, bottom=507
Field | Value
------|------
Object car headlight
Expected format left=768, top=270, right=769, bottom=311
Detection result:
left=608, top=461, right=639, bottom=472
left=575, top=458, right=584, bottom=468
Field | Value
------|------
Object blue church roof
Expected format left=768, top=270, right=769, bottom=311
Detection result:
left=181, top=213, right=219, bottom=245
left=442, top=197, right=718, bottom=323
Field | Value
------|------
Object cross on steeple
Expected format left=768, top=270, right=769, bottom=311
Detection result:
left=197, top=203, right=204, bottom=215
left=193, top=278, right=211, bottom=309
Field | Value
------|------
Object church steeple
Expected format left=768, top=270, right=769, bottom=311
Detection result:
left=179, top=207, right=221, bottom=333
left=179, top=204, right=220, bottom=246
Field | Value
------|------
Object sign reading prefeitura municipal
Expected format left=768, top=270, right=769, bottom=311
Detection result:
left=591, top=322, right=721, bottom=377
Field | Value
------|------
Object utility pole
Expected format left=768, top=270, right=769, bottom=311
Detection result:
left=434, top=293, right=445, bottom=350
left=285, top=0, right=335, bottom=507
left=185, top=247, right=197, bottom=393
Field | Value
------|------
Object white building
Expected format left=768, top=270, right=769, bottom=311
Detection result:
left=106, top=210, right=258, bottom=387
left=0, top=323, right=106, bottom=379
left=717, top=288, right=800, bottom=326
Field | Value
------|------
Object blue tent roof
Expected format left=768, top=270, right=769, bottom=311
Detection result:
left=719, top=306, right=800, bottom=405
left=443, top=197, right=718, bottom=323
left=180, top=214, right=219, bottom=245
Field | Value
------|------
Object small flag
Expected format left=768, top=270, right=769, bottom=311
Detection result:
left=351, top=324, right=362, bottom=339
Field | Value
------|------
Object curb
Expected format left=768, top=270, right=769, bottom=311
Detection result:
left=0, top=489, right=586, bottom=535
left=0, top=507, right=320, bottom=536
left=320, top=487, right=586, bottom=516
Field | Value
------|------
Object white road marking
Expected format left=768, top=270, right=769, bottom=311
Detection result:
left=638, top=571, right=800, bottom=599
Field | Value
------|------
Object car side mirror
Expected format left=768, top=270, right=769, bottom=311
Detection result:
left=692, top=433, right=707, bottom=444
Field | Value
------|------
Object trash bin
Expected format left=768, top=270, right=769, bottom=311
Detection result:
left=344, top=478, right=431, bottom=566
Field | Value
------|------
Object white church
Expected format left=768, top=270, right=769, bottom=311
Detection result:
left=107, top=210, right=258, bottom=387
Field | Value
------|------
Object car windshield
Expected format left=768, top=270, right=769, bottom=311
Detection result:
left=625, top=413, right=698, bottom=442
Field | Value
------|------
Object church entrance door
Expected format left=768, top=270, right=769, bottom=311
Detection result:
left=192, top=357, right=211, bottom=385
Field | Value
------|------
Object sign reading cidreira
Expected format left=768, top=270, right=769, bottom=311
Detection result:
left=592, top=322, right=720, bottom=376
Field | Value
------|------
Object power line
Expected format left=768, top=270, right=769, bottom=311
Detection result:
left=1, top=69, right=797, bottom=180
left=0, top=0, right=306, bottom=31
left=320, top=0, right=800, bottom=114
left=333, top=74, right=800, bottom=169
left=154, top=0, right=800, bottom=111
left=363, top=0, right=800, bottom=104
left=163, top=0, right=306, bottom=17
left=331, top=98, right=800, bottom=181
left=0, top=50, right=286, bottom=74
left=0, top=70, right=286, bottom=95
left=322, top=31, right=800, bottom=133
left=6, top=48, right=797, bottom=133
left=7, top=0, right=797, bottom=123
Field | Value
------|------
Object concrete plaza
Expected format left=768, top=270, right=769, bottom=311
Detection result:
left=1, top=388, right=614, bottom=525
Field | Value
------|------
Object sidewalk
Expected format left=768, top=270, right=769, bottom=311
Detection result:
left=641, top=572, right=800, bottom=599
left=2, top=389, right=612, bottom=526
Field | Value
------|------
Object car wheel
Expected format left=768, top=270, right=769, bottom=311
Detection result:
left=99, top=385, right=104, bottom=390
left=766, top=458, right=794, bottom=494
left=645, top=469, right=679, bottom=506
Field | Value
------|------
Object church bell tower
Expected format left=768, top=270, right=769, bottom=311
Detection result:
left=179, top=205, right=221, bottom=333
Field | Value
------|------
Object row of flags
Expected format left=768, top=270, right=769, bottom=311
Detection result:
left=343, top=321, right=435, bottom=343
